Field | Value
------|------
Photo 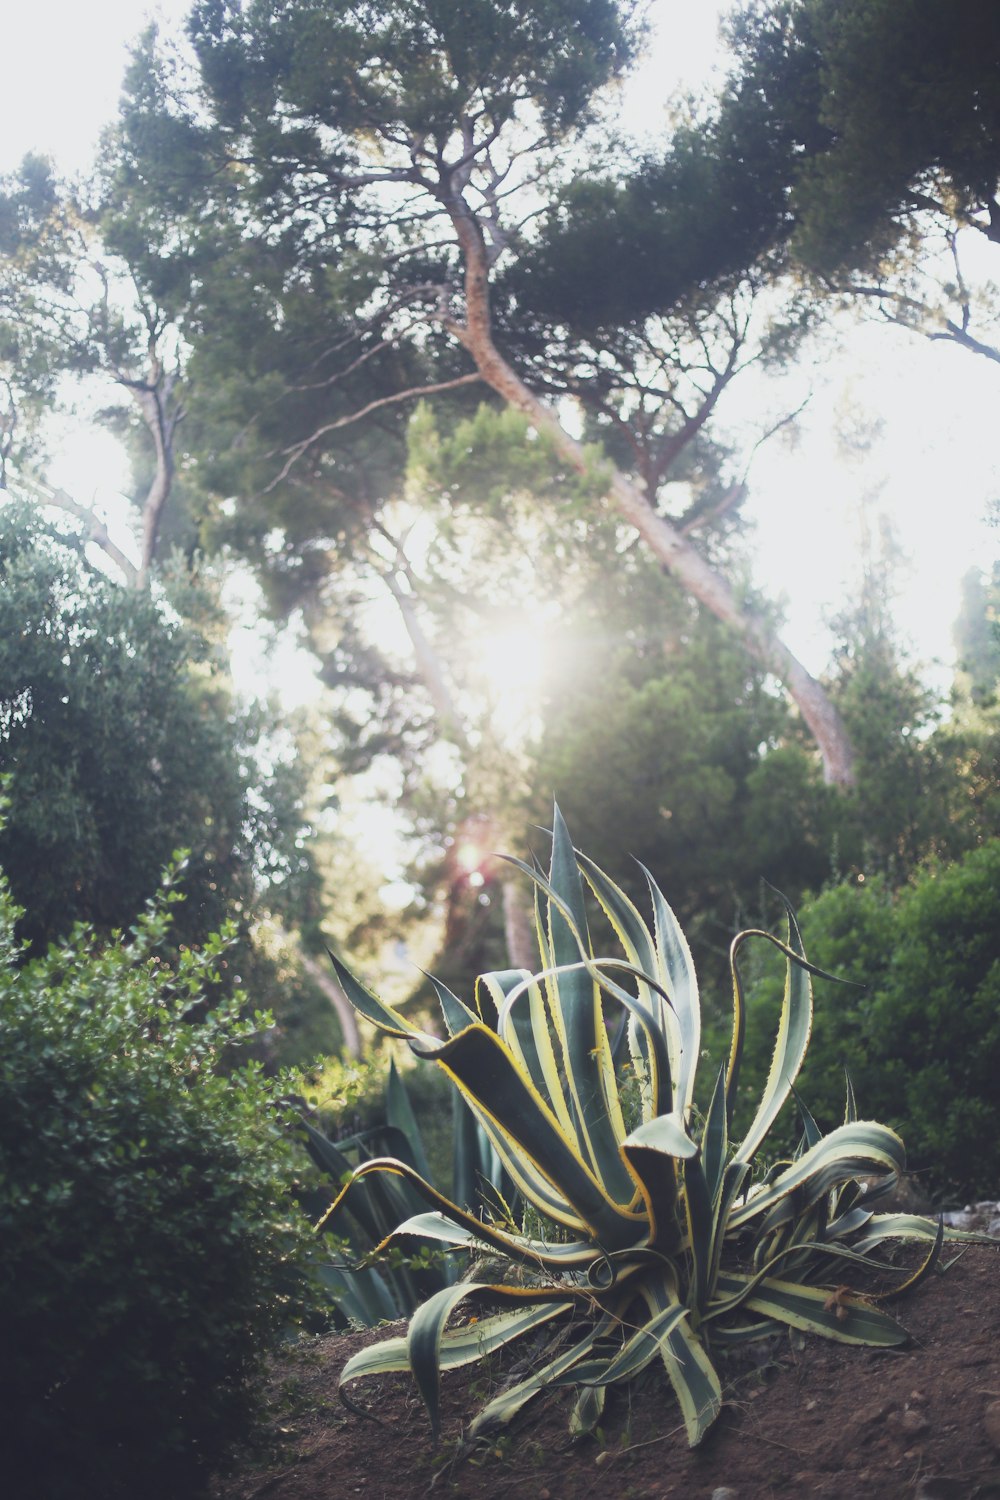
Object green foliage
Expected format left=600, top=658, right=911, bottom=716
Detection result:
left=713, top=0, right=1000, bottom=277
left=328, top=810, right=963, bottom=1449
left=734, top=840, right=1000, bottom=1200
left=186, top=0, right=639, bottom=144
left=0, top=866, right=319, bottom=1499
left=302, top=1052, right=517, bottom=1326
left=0, top=503, right=314, bottom=958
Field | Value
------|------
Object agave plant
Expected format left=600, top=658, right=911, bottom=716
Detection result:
left=304, top=1060, right=512, bottom=1326
left=323, top=808, right=965, bottom=1447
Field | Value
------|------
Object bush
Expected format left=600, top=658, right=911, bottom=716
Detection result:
left=0, top=870, right=319, bottom=1498
left=733, top=840, right=1000, bottom=1202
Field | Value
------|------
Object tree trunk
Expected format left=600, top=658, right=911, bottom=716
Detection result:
left=446, top=202, right=856, bottom=788
left=133, top=374, right=179, bottom=587
left=501, top=876, right=538, bottom=972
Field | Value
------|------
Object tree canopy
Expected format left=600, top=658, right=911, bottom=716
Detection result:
left=48, top=0, right=854, bottom=784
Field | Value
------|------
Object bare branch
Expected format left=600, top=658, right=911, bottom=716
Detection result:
left=264, top=372, right=482, bottom=491
left=21, top=478, right=140, bottom=587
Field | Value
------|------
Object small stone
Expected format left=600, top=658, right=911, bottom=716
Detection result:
left=915, top=1480, right=969, bottom=1499
left=984, top=1398, right=1000, bottom=1451
left=711, top=1489, right=740, bottom=1500
left=900, top=1408, right=930, bottom=1437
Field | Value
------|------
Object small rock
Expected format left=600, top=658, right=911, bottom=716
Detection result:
left=900, top=1408, right=930, bottom=1437
left=984, top=1398, right=1000, bottom=1451
left=711, top=1489, right=740, bottom=1500
left=914, top=1480, right=971, bottom=1499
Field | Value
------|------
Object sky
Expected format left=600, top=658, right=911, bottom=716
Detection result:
left=3, top=0, right=999, bottom=687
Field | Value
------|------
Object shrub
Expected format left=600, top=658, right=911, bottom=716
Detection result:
left=0, top=870, right=318, bottom=1498
left=732, top=840, right=1000, bottom=1201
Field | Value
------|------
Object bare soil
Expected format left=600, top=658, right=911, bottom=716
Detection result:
left=213, top=1245, right=1000, bottom=1500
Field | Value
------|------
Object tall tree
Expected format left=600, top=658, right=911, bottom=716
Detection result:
left=0, top=151, right=202, bottom=582
left=108, top=0, right=855, bottom=784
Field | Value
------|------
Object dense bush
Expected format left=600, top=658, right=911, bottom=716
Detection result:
left=732, top=840, right=1000, bottom=1202
left=0, top=870, right=319, bottom=1498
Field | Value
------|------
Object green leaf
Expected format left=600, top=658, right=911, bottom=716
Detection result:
left=640, top=863, right=700, bottom=1122
left=733, top=913, right=813, bottom=1165
left=464, top=1312, right=619, bottom=1443
left=326, top=950, right=437, bottom=1045
left=730, top=1121, right=906, bottom=1230
left=716, top=1272, right=909, bottom=1346
left=386, top=1059, right=435, bottom=1188
left=409, top=1021, right=644, bottom=1248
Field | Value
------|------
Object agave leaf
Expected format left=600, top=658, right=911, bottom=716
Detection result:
left=451, top=1091, right=513, bottom=1214
left=339, top=1332, right=411, bottom=1389
left=458, top=1094, right=594, bottom=1231
left=705, top=1235, right=899, bottom=1327
left=409, top=1282, right=497, bottom=1441
left=705, top=1157, right=752, bottom=1302
left=867, top=1216, right=944, bottom=1300
left=464, top=1312, right=619, bottom=1443
left=386, top=1059, right=435, bottom=1189
left=546, top=807, right=609, bottom=1146
left=681, top=1154, right=715, bottom=1316
left=639, top=862, right=700, bottom=1122
left=844, top=1069, right=859, bottom=1124
left=427, top=972, right=479, bottom=1038
left=624, top=1111, right=698, bottom=1159
left=701, top=1063, right=729, bottom=1204
left=852, top=1212, right=997, bottom=1252
left=725, top=935, right=748, bottom=1130
left=591, top=1300, right=689, bottom=1387
left=733, top=912, right=813, bottom=1165
left=826, top=1204, right=875, bottom=1241
left=717, top=1272, right=909, bottom=1346
left=577, top=851, right=669, bottom=1120
left=340, top=1299, right=572, bottom=1430
left=640, top=1278, right=722, bottom=1446
left=410, top=1020, right=645, bottom=1248
left=569, top=1379, right=607, bottom=1437
left=386, top=1206, right=605, bottom=1272
left=504, top=813, right=639, bottom=1207
left=792, top=1087, right=823, bottom=1155
left=619, top=1111, right=694, bottom=1251
left=730, top=1121, right=906, bottom=1230
left=306, top=1123, right=412, bottom=1248
left=330, top=1157, right=608, bottom=1275
left=480, top=968, right=575, bottom=1138
left=326, top=950, right=437, bottom=1045
left=319, top=1263, right=400, bottom=1326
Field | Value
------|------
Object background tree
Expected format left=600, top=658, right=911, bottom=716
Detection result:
left=103, top=0, right=855, bottom=784
left=0, top=501, right=351, bottom=1060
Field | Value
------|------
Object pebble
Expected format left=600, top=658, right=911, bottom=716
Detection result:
left=710, top=1490, right=740, bottom=1500
left=899, top=1408, right=930, bottom=1437
left=984, top=1398, right=1000, bottom=1451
